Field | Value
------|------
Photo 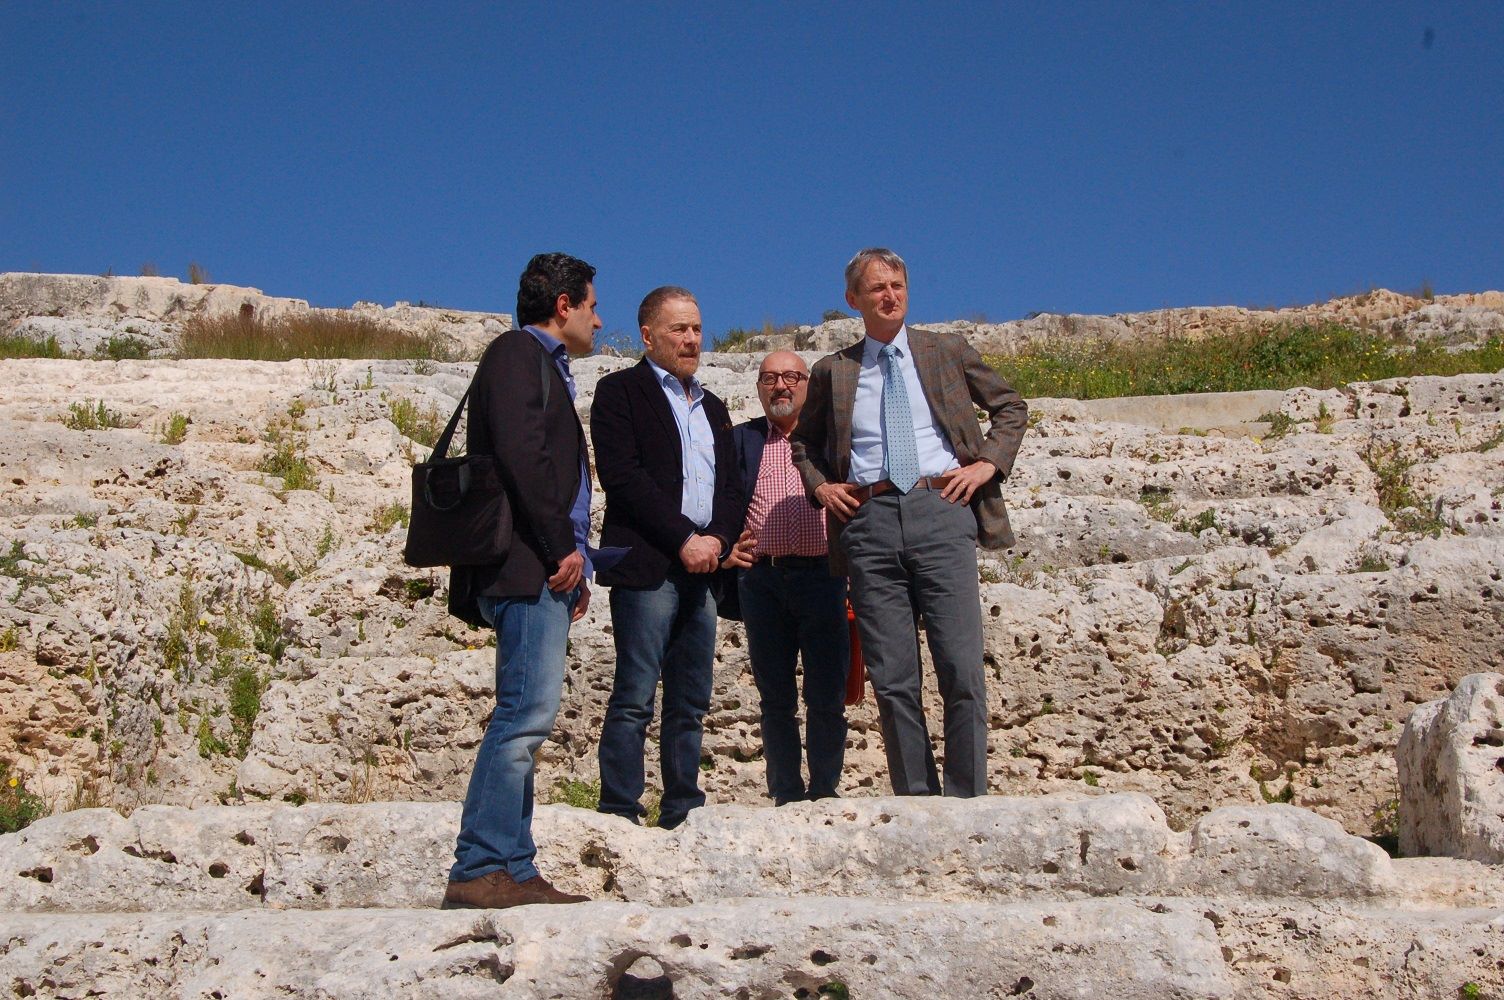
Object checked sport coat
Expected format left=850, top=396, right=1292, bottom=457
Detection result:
left=790, top=326, right=1029, bottom=575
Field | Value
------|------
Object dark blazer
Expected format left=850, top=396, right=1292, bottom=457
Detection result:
left=592, top=359, right=741, bottom=588
left=791, top=326, right=1029, bottom=575
left=448, top=330, right=583, bottom=622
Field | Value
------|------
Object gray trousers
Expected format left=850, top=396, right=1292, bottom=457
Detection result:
left=840, top=488, right=988, bottom=796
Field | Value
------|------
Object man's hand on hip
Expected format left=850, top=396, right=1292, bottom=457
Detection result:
left=815, top=482, right=862, bottom=523
left=940, top=460, right=997, bottom=505
left=679, top=533, right=721, bottom=573
left=548, top=549, right=585, bottom=592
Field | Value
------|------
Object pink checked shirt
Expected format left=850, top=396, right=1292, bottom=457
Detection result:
left=745, top=425, right=828, bottom=557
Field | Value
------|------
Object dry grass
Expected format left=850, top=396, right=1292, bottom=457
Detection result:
left=178, top=312, right=454, bottom=361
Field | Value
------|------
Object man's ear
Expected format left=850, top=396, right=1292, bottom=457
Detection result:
left=845, top=288, right=858, bottom=309
left=640, top=325, right=653, bottom=351
left=553, top=292, right=574, bottom=323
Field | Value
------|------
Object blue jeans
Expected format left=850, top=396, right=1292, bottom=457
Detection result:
left=739, top=562, right=849, bottom=804
left=449, top=585, right=575, bottom=884
left=598, top=571, right=716, bottom=829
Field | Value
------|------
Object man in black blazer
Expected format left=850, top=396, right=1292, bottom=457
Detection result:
left=592, top=286, right=747, bottom=829
left=442, top=253, right=601, bottom=910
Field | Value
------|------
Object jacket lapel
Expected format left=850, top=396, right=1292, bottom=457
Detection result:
left=633, top=359, right=679, bottom=443
left=907, top=327, right=947, bottom=423
left=831, top=342, right=863, bottom=476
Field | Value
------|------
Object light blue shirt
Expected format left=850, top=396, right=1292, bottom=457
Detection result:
left=645, top=357, right=716, bottom=529
left=848, top=325, right=958, bottom=486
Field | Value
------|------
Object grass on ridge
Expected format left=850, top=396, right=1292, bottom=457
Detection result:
left=1, top=334, right=65, bottom=359
left=178, top=313, right=454, bottom=361
left=987, top=324, right=1504, bottom=401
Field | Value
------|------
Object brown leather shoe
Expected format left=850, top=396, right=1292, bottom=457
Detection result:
left=521, top=874, right=588, bottom=904
left=441, top=870, right=587, bottom=909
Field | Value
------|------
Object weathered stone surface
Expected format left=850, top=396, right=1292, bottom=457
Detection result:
left=2, top=351, right=1503, bottom=835
left=0, top=272, right=514, bottom=358
left=2, top=897, right=1501, bottom=999
left=5, top=797, right=1495, bottom=915
left=1399, top=672, right=1504, bottom=863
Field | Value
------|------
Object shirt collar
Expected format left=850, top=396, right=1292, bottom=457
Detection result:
left=862, top=323, right=910, bottom=363
left=645, top=356, right=702, bottom=396
left=523, top=324, right=568, bottom=359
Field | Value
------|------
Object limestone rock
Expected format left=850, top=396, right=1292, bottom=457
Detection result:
left=1398, top=672, right=1504, bottom=862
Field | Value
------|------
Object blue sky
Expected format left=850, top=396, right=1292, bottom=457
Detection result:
left=3, top=3, right=1501, bottom=347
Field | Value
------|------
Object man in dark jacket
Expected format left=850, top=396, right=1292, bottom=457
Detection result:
left=442, top=253, right=600, bottom=910
left=731, top=350, right=850, bottom=805
left=591, top=286, right=747, bottom=829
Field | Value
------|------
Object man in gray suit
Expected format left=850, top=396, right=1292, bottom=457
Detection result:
left=791, top=248, right=1028, bottom=797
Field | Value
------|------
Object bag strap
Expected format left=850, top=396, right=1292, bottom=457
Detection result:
left=425, top=333, right=559, bottom=463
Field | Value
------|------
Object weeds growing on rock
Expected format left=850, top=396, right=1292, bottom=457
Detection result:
left=1363, top=439, right=1448, bottom=535
left=0, top=333, right=64, bottom=359
left=0, top=763, right=47, bottom=833
left=987, top=325, right=1504, bottom=400
left=179, top=312, right=453, bottom=361
left=228, top=666, right=265, bottom=757
left=371, top=502, right=410, bottom=533
left=158, top=411, right=189, bottom=445
left=61, top=399, right=125, bottom=430
left=548, top=778, right=601, bottom=810
left=387, top=396, right=443, bottom=447
left=97, top=336, right=151, bottom=361
left=258, top=437, right=318, bottom=491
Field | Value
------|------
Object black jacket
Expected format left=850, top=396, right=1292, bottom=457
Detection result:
left=449, top=330, right=583, bottom=621
left=591, top=359, right=740, bottom=588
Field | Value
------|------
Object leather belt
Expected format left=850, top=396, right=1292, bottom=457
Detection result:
left=851, top=474, right=954, bottom=504
left=754, top=554, right=828, bottom=569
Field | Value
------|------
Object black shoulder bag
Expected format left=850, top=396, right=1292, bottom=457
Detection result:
left=401, top=350, right=551, bottom=568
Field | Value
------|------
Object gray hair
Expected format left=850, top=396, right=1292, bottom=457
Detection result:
left=844, top=247, right=908, bottom=294
left=638, top=285, right=697, bottom=330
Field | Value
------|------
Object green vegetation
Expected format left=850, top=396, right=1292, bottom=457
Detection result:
left=387, top=396, right=442, bottom=447
left=196, top=716, right=229, bottom=758
left=232, top=550, right=299, bottom=588
left=97, top=335, right=151, bottom=360
left=0, top=762, right=47, bottom=833
left=228, top=665, right=266, bottom=757
left=548, top=778, right=601, bottom=810
left=178, top=312, right=454, bottom=361
left=159, top=411, right=190, bottom=445
left=258, top=437, right=318, bottom=491
left=1363, top=440, right=1450, bottom=535
left=251, top=597, right=287, bottom=662
left=371, top=502, right=410, bottom=533
left=61, top=399, right=125, bottom=430
left=0, top=627, right=19, bottom=652
left=0, top=333, right=64, bottom=359
left=986, top=325, right=1504, bottom=400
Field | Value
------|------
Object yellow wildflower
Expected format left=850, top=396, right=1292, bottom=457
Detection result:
left=7, top=777, right=17, bottom=788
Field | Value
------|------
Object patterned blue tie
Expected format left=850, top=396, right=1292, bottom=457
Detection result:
left=879, top=343, right=920, bottom=493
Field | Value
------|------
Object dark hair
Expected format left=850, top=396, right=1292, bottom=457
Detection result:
left=637, top=285, right=696, bottom=330
left=515, top=252, right=596, bottom=327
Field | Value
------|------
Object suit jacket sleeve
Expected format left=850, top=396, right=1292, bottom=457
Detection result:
left=479, top=333, right=577, bottom=569
left=959, top=339, right=1029, bottom=479
left=790, top=355, right=835, bottom=501
left=591, top=369, right=702, bottom=557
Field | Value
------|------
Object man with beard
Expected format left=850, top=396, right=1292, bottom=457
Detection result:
left=592, top=286, right=745, bottom=829
left=729, top=350, right=850, bottom=805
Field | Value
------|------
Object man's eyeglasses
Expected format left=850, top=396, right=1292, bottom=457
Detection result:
left=757, top=371, right=809, bottom=387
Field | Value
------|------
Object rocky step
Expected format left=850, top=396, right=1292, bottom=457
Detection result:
left=4, top=896, right=1502, bottom=999
left=4, top=795, right=1501, bottom=914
